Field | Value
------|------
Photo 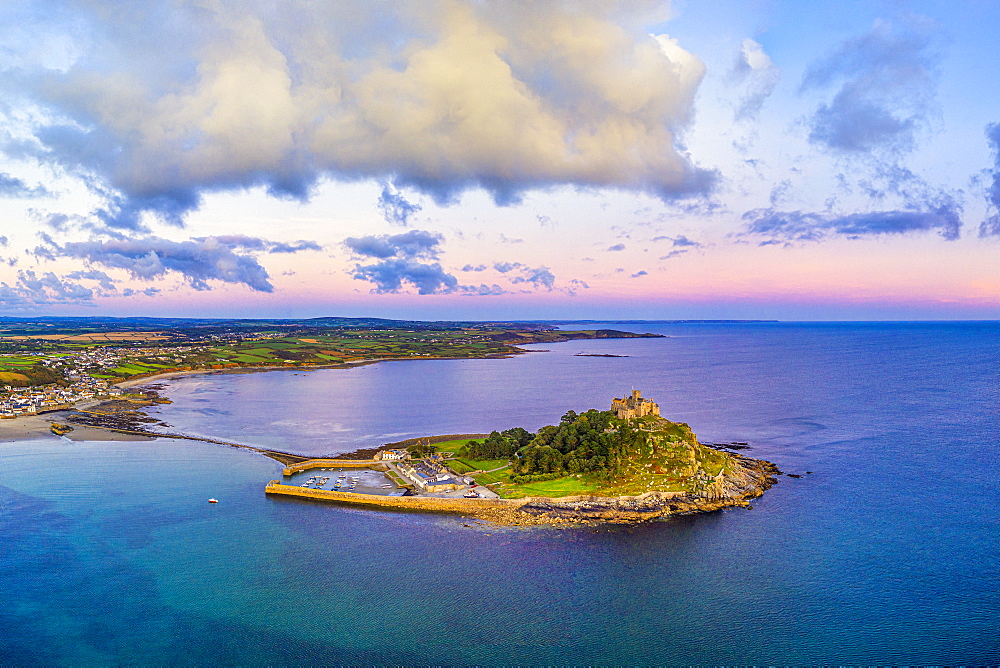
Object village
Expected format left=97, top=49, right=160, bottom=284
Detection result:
left=0, top=376, right=124, bottom=419
left=0, top=349, right=127, bottom=418
left=377, top=448, right=497, bottom=498
left=0, top=339, right=267, bottom=418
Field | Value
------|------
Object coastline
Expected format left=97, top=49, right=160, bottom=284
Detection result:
left=0, top=359, right=437, bottom=446
left=2, top=328, right=654, bottom=443
left=114, top=359, right=384, bottom=388
left=2, top=359, right=782, bottom=527
left=265, top=454, right=780, bottom=527
left=0, top=411, right=155, bottom=443
left=112, top=354, right=512, bottom=389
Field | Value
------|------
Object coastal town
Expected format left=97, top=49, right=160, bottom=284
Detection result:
left=0, top=375, right=123, bottom=419
left=0, top=321, right=662, bottom=422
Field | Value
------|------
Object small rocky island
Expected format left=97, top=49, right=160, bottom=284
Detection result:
left=267, top=390, right=780, bottom=526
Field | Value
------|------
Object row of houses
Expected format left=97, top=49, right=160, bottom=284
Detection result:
left=394, top=457, right=468, bottom=493
left=0, top=377, right=122, bottom=418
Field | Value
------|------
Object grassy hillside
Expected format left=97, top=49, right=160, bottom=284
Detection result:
left=428, top=414, right=740, bottom=499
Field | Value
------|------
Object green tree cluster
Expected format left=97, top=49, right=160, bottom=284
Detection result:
left=511, top=409, right=626, bottom=481
left=465, top=427, right=532, bottom=460
left=3, top=364, right=67, bottom=387
left=406, top=442, right=435, bottom=458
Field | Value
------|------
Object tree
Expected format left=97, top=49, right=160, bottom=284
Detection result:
left=511, top=409, right=623, bottom=477
left=466, top=430, right=524, bottom=460
left=406, top=441, right=434, bottom=458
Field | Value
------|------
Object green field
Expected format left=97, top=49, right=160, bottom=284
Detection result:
left=446, top=460, right=477, bottom=474
left=430, top=438, right=477, bottom=455
left=449, top=457, right=508, bottom=472
left=110, top=366, right=151, bottom=375
left=0, top=356, right=42, bottom=366
left=471, top=467, right=512, bottom=486
left=496, top=474, right=601, bottom=499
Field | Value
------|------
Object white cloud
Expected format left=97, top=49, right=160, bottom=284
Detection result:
left=731, top=38, right=780, bottom=122
left=2, top=0, right=714, bottom=228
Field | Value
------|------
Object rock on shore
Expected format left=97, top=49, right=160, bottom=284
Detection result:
left=473, top=454, right=780, bottom=527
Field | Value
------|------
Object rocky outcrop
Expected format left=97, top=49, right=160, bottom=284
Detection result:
left=508, top=455, right=780, bottom=524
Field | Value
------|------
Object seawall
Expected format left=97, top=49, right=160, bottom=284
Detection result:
left=265, top=481, right=521, bottom=513
left=281, top=459, right=383, bottom=475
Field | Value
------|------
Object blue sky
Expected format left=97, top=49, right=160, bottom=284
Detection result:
left=0, top=0, right=997, bottom=320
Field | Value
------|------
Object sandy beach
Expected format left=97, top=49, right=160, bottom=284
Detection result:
left=0, top=411, right=154, bottom=443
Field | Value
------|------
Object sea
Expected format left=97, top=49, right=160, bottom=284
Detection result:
left=1, top=321, right=998, bottom=665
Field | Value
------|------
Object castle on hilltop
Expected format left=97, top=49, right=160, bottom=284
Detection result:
left=610, top=389, right=660, bottom=419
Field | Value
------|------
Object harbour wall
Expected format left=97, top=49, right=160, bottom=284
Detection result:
left=281, top=459, right=382, bottom=475
left=264, top=481, right=691, bottom=516
left=265, top=481, right=521, bottom=513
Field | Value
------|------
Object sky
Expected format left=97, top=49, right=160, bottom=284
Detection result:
left=0, top=0, right=997, bottom=321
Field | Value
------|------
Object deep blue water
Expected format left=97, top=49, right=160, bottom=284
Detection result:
left=1, top=322, right=998, bottom=664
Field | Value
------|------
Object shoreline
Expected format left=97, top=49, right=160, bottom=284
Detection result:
left=1, top=357, right=474, bottom=442
left=0, top=411, right=155, bottom=443
left=265, top=454, right=780, bottom=527
left=113, top=354, right=518, bottom=389
left=114, top=358, right=387, bottom=389
left=2, top=351, right=781, bottom=528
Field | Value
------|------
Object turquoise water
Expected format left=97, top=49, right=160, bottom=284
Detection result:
left=1, top=322, right=998, bottom=664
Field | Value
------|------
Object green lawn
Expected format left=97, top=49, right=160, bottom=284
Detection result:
left=499, top=475, right=602, bottom=499
left=446, top=460, right=476, bottom=474
left=430, top=438, right=477, bottom=455
left=385, top=471, right=409, bottom=487
left=452, top=458, right=508, bottom=472
left=471, top=467, right=512, bottom=486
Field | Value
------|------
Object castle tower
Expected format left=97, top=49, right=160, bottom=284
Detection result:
left=610, top=390, right=660, bottom=419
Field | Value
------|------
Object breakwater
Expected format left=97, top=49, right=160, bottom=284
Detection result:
left=281, top=459, right=382, bottom=475
left=265, top=480, right=517, bottom=513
